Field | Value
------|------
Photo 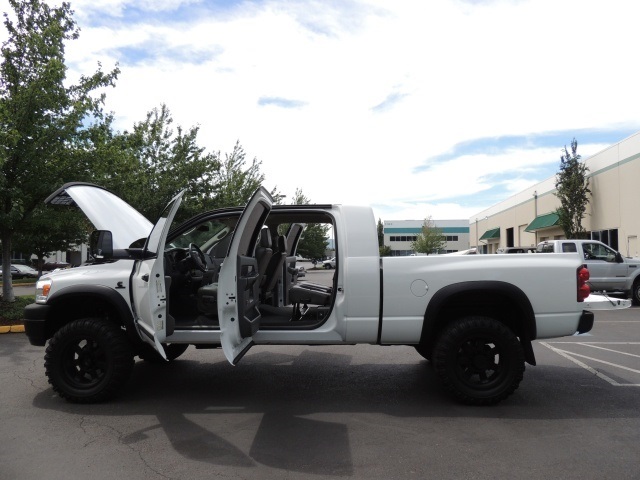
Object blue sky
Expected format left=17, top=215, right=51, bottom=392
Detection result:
left=5, top=0, right=639, bottom=221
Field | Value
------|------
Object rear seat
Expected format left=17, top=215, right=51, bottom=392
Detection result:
left=289, top=282, right=332, bottom=306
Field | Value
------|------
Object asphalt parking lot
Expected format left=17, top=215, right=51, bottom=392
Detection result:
left=1, top=290, right=639, bottom=479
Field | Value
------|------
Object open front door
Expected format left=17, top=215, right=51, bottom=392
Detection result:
left=218, top=187, right=273, bottom=365
left=131, top=192, right=184, bottom=359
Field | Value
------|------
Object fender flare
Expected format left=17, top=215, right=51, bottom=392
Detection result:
left=420, top=281, right=537, bottom=365
left=46, top=285, right=140, bottom=344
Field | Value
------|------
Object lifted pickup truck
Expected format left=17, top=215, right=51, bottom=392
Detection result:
left=24, top=183, right=614, bottom=406
left=537, top=240, right=640, bottom=305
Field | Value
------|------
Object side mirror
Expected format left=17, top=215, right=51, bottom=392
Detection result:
left=616, top=252, right=624, bottom=263
left=89, top=230, right=113, bottom=261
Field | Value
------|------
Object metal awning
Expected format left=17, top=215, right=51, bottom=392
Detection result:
left=479, top=227, right=500, bottom=240
left=525, top=212, right=560, bottom=232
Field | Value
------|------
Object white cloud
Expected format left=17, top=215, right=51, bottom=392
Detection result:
left=5, top=0, right=640, bottom=221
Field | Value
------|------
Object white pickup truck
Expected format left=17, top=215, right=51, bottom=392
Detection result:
left=24, top=183, right=616, bottom=406
left=537, top=239, right=640, bottom=305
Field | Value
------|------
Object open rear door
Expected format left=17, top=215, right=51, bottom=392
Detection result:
left=218, top=187, right=273, bottom=365
left=131, top=192, right=184, bottom=359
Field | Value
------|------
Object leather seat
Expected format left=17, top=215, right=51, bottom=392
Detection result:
left=255, top=228, right=273, bottom=286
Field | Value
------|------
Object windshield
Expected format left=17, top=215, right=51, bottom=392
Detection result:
left=168, top=219, right=237, bottom=252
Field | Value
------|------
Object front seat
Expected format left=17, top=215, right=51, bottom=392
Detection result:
left=255, top=228, right=273, bottom=286
left=261, top=235, right=287, bottom=302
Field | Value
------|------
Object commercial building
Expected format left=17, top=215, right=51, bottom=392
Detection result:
left=383, top=219, right=470, bottom=256
left=470, top=131, right=640, bottom=256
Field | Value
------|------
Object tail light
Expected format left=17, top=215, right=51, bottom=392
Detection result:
left=577, top=265, right=590, bottom=302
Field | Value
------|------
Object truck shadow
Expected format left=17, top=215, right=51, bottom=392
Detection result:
left=31, top=347, right=640, bottom=475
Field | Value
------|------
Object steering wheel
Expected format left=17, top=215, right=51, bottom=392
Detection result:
left=189, top=243, right=208, bottom=272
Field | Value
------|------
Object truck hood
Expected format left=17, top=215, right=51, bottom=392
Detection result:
left=46, top=183, right=153, bottom=250
left=624, top=256, right=640, bottom=264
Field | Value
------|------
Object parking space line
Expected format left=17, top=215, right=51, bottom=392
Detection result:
left=540, top=342, right=640, bottom=387
left=597, top=320, right=640, bottom=323
left=574, top=343, right=640, bottom=359
left=552, top=349, right=640, bottom=375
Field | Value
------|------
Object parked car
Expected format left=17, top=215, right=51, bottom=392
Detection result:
left=42, top=261, right=71, bottom=271
left=537, top=239, right=640, bottom=304
left=0, top=264, right=40, bottom=279
left=322, top=257, right=336, bottom=269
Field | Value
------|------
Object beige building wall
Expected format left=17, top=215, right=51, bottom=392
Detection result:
left=470, top=131, right=640, bottom=255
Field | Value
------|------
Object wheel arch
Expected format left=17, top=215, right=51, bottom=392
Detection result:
left=419, top=281, right=537, bottom=365
left=44, top=285, right=140, bottom=345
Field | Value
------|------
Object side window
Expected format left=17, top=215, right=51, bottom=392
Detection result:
left=583, top=243, right=616, bottom=261
left=602, top=245, right=618, bottom=263
left=562, top=243, right=577, bottom=253
left=583, top=243, right=598, bottom=260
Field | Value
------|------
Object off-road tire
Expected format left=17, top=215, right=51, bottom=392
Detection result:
left=138, top=343, right=189, bottom=363
left=632, top=280, right=640, bottom=306
left=414, top=343, right=432, bottom=362
left=433, top=316, right=525, bottom=405
left=45, top=318, right=134, bottom=403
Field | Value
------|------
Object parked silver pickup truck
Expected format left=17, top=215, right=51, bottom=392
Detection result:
left=537, top=239, right=640, bottom=304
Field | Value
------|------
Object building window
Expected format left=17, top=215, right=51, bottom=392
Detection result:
left=591, top=229, right=619, bottom=251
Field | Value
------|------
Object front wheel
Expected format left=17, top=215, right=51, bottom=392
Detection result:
left=432, top=316, right=525, bottom=405
left=45, top=318, right=134, bottom=403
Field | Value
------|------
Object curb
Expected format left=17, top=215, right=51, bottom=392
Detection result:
left=0, top=324, right=25, bottom=334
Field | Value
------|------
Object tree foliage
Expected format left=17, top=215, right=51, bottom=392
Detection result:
left=91, top=104, right=220, bottom=223
left=290, top=188, right=328, bottom=261
left=13, top=207, right=88, bottom=275
left=0, top=0, right=118, bottom=301
left=411, top=216, right=445, bottom=255
left=555, top=138, right=591, bottom=239
left=377, top=218, right=384, bottom=247
left=212, top=141, right=283, bottom=208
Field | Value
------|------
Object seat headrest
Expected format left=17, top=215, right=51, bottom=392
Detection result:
left=259, top=229, right=272, bottom=248
left=277, top=235, right=287, bottom=252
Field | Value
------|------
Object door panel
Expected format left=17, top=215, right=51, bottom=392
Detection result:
left=218, top=187, right=273, bottom=365
left=132, top=192, right=184, bottom=359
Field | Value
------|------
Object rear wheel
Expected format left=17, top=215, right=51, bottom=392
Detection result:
left=432, top=316, right=524, bottom=405
left=632, top=280, right=640, bottom=306
left=45, top=318, right=134, bottom=403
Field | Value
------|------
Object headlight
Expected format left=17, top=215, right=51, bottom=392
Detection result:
left=35, top=279, right=52, bottom=304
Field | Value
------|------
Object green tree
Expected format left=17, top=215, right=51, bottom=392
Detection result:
left=379, top=245, right=392, bottom=257
left=290, top=188, right=328, bottom=261
left=411, top=216, right=445, bottom=255
left=377, top=218, right=384, bottom=247
left=94, top=104, right=220, bottom=223
left=212, top=140, right=283, bottom=208
left=555, top=138, right=591, bottom=239
left=13, top=207, right=88, bottom=275
left=1, top=0, right=118, bottom=301
left=89, top=107, right=281, bottom=224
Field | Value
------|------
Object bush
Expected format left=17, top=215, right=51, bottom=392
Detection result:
left=0, top=296, right=32, bottom=325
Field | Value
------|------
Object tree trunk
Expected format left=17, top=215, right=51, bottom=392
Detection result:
left=2, top=231, right=15, bottom=302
